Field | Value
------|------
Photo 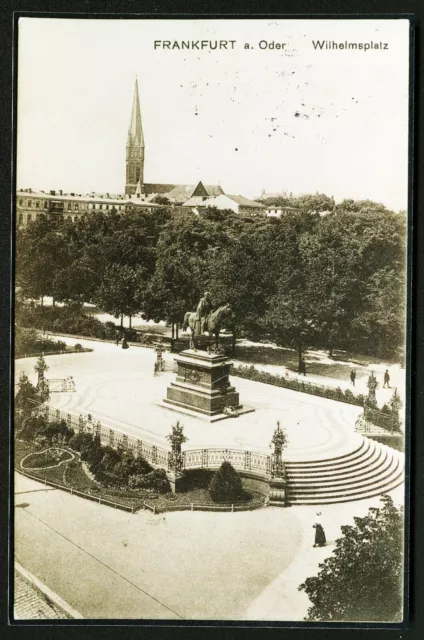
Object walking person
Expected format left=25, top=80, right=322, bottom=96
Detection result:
left=115, top=330, right=121, bottom=346
left=299, top=358, right=307, bottom=376
left=350, top=368, right=356, bottom=387
left=383, top=369, right=390, bottom=388
left=313, top=512, right=327, bottom=547
left=121, top=336, right=129, bottom=350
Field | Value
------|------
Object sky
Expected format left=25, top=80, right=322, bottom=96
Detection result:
left=17, top=19, right=410, bottom=210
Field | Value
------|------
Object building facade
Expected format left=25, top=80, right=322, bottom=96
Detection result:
left=16, top=189, right=161, bottom=227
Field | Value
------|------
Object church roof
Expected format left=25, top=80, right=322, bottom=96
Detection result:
left=127, top=78, right=144, bottom=147
left=142, top=183, right=178, bottom=196
left=141, top=182, right=224, bottom=203
left=226, top=195, right=266, bottom=208
left=181, top=196, right=213, bottom=207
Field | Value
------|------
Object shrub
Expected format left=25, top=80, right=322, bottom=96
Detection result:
left=128, top=468, right=170, bottom=493
left=74, top=343, right=83, bottom=352
left=38, top=419, right=74, bottom=447
left=209, top=461, right=244, bottom=503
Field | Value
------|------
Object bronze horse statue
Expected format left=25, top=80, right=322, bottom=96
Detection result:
left=182, top=304, right=234, bottom=351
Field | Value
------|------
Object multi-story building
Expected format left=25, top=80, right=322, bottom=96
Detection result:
left=17, top=77, right=271, bottom=226
left=16, top=188, right=161, bottom=227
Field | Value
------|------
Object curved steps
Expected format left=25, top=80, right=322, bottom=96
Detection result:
left=284, top=437, right=404, bottom=505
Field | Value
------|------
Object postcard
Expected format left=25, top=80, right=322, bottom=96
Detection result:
left=13, top=17, right=410, bottom=624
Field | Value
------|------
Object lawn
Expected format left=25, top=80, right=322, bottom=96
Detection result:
left=234, top=343, right=393, bottom=381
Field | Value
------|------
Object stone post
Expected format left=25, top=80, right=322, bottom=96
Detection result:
left=268, top=421, right=288, bottom=507
left=366, top=371, right=379, bottom=408
left=165, top=421, right=188, bottom=493
left=389, top=388, right=402, bottom=432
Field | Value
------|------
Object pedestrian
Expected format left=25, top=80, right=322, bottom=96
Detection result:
left=121, top=337, right=129, bottom=350
left=299, top=359, right=307, bottom=376
left=383, top=369, right=390, bottom=388
left=313, top=523, right=327, bottom=547
left=115, top=330, right=121, bottom=346
left=350, top=368, right=356, bottom=387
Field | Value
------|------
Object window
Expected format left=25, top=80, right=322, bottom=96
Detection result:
left=18, top=199, right=23, bottom=206
left=68, top=203, right=72, bottom=211
left=28, top=200, right=32, bottom=207
left=44, top=201, right=48, bottom=208
left=36, top=201, right=40, bottom=208
left=18, top=214, right=23, bottom=224
left=74, top=203, right=79, bottom=211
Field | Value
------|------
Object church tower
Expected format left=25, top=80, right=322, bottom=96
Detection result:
left=125, top=78, right=145, bottom=196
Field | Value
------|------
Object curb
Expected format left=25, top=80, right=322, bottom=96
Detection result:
left=15, top=560, right=84, bottom=619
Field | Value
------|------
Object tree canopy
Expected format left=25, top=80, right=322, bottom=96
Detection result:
left=15, top=195, right=407, bottom=360
left=298, top=495, right=404, bottom=622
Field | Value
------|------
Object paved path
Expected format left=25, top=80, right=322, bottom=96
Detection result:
left=14, top=569, right=72, bottom=620
left=14, top=472, right=404, bottom=620
left=15, top=336, right=363, bottom=461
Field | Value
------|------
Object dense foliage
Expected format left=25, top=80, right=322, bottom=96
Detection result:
left=209, top=461, right=244, bottom=503
left=15, top=327, right=67, bottom=357
left=298, top=495, right=404, bottom=622
left=16, top=197, right=407, bottom=360
left=17, top=411, right=170, bottom=493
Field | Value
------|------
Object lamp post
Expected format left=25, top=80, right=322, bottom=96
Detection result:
left=166, top=421, right=188, bottom=493
left=268, top=421, right=288, bottom=507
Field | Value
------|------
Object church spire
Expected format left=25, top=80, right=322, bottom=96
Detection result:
left=125, top=77, right=145, bottom=195
left=127, top=77, right=144, bottom=147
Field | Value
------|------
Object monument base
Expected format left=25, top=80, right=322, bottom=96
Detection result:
left=159, top=401, right=255, bottom=423
left=268, top=478, right=286, bottom=507
left=163, top=349, right=254, bottom=421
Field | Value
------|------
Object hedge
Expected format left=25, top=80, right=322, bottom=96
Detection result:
left=232, top=364, right=366, bottom=407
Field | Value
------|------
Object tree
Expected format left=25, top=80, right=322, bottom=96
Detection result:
left=152, top=195, right=171, bottom=205
left=15, top=372, right=48, bottom=417
left=209, top=461, right=244, bottom=503
left=16, top=215, right=71, bottom=306
left=94, top=264, right=146, bottom=327
left=298, top=495, right=404, bottom=622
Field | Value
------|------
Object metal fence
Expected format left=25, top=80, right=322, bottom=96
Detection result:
left=183, top=448, right=271, bottom=475
left=363, top=405, right=401, bottom=433
left=28, top=401, right=273, bottom=477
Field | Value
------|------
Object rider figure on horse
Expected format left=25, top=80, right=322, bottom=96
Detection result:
left=194, top=291, right=212, bottom=335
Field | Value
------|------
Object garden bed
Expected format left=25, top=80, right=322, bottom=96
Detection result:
left=21, top=448, right=73, bottom=469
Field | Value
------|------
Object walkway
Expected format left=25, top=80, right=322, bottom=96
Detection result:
left=14, top=472, right=404, bottom=620
left=14, top=565, right=76, bottom=620
left=15, top=335, right=363, bottom=462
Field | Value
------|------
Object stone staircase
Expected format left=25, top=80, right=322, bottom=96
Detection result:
left=285, top=436, right=404, bottom=505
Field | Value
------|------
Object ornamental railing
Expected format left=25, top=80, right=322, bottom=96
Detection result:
left=183, top=448, right=271, bottom=475
left=363, top=405, right=401, bottom=433
left=24, top=401, right=272, bottom=476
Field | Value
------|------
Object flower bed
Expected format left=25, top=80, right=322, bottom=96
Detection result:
left=21, top=448, right=73, bottom=470
left=232, top=364, right=365, bottom=407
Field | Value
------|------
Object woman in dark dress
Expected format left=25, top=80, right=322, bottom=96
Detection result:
left=313, top=523, right=327, bottom=547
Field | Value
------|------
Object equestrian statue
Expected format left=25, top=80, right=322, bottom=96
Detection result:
left=182, top=292, right=234, bottom=352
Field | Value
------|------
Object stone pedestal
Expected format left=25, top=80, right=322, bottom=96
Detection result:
left=163, top=349, right=254, bottom=422
left=268, top=478, right=286, bottom=507
left=166, top=470, right=185, bottom=493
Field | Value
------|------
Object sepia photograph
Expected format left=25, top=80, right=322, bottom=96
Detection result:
left=13, top=17, right=410, bottom=623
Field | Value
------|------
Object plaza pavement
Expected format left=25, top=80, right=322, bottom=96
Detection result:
left=14, top=472, right=404, bottom=620
left=14, top=337, right=406, bottom=620
left=15, top=335, right=365, bottom=462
